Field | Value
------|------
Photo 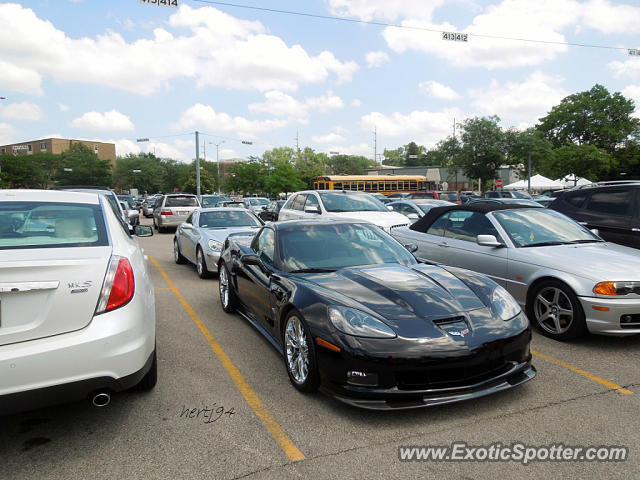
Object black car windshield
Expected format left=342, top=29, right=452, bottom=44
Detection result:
left=493, top=209, right=601, bottom=247
left=319, top=192, right=388, bottom=212
left=166, top=196, right=198, bottom=207
left=199, top=210, right=262, bottom=228
left=279, top=223, right=416, bottom=272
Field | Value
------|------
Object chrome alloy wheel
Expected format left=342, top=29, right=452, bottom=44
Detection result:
left=533, top=286, right=574, bottom=335
left=219, top=264, right=229, bottom=308
left=197, top=249, right=204, bottom=276
left=285, top=315, right=309, bottom=384
left=173, top=240, right=180, bottom=262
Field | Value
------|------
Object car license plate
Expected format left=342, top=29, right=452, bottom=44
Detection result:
left=178, top=211, right=188, bottom=215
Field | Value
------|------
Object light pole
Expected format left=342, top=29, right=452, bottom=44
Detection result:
left=215, top=140, right=225, bottom=193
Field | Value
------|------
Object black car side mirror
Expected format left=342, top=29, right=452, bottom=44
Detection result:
left=240, top=253, right=263, bottom=267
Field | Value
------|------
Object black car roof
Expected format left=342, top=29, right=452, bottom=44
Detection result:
left=409, top=203, right=536, bottom=233
left=273, top=218, right=369, bottom=232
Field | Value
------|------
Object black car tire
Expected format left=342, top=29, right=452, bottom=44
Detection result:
left=527, top=279, right=587, bottom=341
left=135, top=349, right=158, bottom=391
left=283, top=311, right=320, bottom=393
left=218, top=262, right=237, bottom=312
left=196, top=247, right=213, bottom=279
left=174, top=238, right=187, bottom=264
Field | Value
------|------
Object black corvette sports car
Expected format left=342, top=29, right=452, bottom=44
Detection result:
left=217, top=219, right=536, bottom=410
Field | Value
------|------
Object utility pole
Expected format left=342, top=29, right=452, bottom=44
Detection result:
left=453, top=117, right=456, bottom=139
left=527, top=153, right=532, bottom=193
left=195, top=131, right=201, bottom=200
left=373, top=126, right=377, bottom=164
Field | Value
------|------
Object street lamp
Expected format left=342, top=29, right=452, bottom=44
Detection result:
left=214, top=140, right=225, bottom=193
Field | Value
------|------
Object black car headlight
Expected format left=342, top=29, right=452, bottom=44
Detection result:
left=328, top=306, right=396, bottom=338
left=492, top=285, right=521, bottom=321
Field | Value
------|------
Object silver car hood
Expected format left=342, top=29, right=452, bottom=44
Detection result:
left=510, top=242, right=640, bottom=281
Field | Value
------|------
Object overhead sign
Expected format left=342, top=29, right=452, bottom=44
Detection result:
left=629, top=49, right=640, bottom=56
left=241, top=140, right=253, bottom=145
left=136, top=138, right=149, bottom=142
left=496, top=179, right=504, bottom=187
left=442, top=31, right=468, bottom=42
left=408, top=154, right=418, bottom=159
left=138, top=0, right=178, bottom=7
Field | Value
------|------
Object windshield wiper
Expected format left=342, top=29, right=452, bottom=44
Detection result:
left=520, top=241, right=567, bottom=248
left=289, top=268, right=336, bottom=273
left=565, top=239, right=604, bottom=244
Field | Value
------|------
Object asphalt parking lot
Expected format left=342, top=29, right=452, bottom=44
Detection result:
left=2, top=218, right=640, bottom=480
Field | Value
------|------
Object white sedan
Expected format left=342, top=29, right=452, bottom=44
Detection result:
left=0, top=189, right=157, bottom=414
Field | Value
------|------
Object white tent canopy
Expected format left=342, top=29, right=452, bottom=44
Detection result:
left=556, top=174, right=592, bottom=188
left=503, top=174, right=564, bottom=190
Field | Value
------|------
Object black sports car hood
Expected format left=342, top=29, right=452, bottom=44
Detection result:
left=301, top=263, right=501, bottom=339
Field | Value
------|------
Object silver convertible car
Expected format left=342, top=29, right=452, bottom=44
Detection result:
left=173, top=208, right=263, bottom=278
left=391, top=203, right=640, bottom=340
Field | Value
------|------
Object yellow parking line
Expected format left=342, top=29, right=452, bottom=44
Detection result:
left=532, top=350, right=633, bottom=395
left=150, top=256, right=306, bottom=463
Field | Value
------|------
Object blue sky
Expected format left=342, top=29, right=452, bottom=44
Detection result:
left=1, top=0, right=639, bottom=162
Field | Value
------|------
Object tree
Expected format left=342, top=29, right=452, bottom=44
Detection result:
left=382, top=147, right=405, bottom=166
left=224, top=160, right=267, bottom=194
left=113, top=153, right=167, bottom=194
left=265, top=162, right=305, bottom=197
left=458, top=116, right=505, bottom=185
left=503, top=128, right=553, bottom=177
left=0, top=154, right=40, bottom=188
left=181, top=167, right=215, bottom=194
left=538, top=144, right=614, bottom=180
left=295, top=147, right=326, bottom=188
left=55, top=143, right=112, bottom=186
left=537, top=84, right=639, bottom=153
left=326, top=154, right=376, bottom=175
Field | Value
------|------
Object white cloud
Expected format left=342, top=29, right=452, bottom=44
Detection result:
left=622, top=85, right=640, bottom=105
left=0, top=60, right=43, bottom=95
left=351, top=99, right=362, bottom=107
left=608, top=58, right=640, bottom=81
left=365, top=51, right=390, bottom=68
left=305, top=90, right=344, bottom=112
left=0, top=122, right=19, bottom=144
left=172, top=104, right=288, bottom=138
left=327, top=0, right=444, bottom=21
left=218, top=148, right=239, bottom=161
left=0, top=101, right=43, bottom=121
left=468, top=72, right=567, bottom=125
left=419, top=81, right=461, bottom=100
left=311, top=133, right=346, bottom=144
left=70, top=110, right=135, bottom=132
left=360, top=108, right=462, bottom=147
left=58, top=103, right=69, bottom=112
left=113, top=138, right=142, bottom=157
left=581, top=0, right=640, bottom=35
left=248, top=90, right=344, bottom=123
left=0, top=3, right=358, bottom=96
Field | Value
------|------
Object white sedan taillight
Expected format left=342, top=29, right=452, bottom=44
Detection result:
left=95, top=256, right=135, bottom=314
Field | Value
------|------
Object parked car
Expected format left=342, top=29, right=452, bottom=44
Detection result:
left=201, top=194, right=232, bottom=207
left=407, top=191, right=462, bottom=204
left=153, top=194, right=201, bottom=233
left=174, top=208, right=264, bottom=279
left=370, top=192, right=392, bottom=205
left=483, top=190, right=533, bottom=199
left=242, top=197, right=271, bottom=213
left=119, top=201, right=140, bottom=226
left=469, top=198, right=544, bottom=207
left=217, top=219, right=535, bottom=409
left=142, top=198, right=157, bottom=217
left=548, top=182, right=640, bottom=249
left=218, top=201, right=247, bottom=208
left=388, top=199, right=455, bottom=222
left=532, top=196, right=554, bottom=207
left=0, top=189, right=157, bottom=415
left=386, top=192, right=410, bottom=199
left=53, top=186, right=130, bottom=231
left=391, top=203, right=640, bottom=340
left=258, top=200, right=287, bottom=222
left=278, top=190, right=410, bottom=232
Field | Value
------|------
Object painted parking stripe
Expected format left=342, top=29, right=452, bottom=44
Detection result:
left=532, top=349, right=633, bottom=395
left=150, top=256, right=306, bottom=462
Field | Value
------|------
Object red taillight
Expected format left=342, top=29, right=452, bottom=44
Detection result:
left=96, top=256, right=135, bottom=314
left=160, top=209, right=173, bottom=215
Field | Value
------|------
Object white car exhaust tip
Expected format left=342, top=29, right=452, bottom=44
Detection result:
left=91, top=392, right=111, bottom=407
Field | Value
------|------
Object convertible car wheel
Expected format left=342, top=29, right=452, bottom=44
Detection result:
left=218, top=262, right=237, bottom=312
left=283, top=312, right=319, bottom=393
left=173, top=239, right=187, bottom=264
left=196, top=247, right=213, bottom=279
left=528, top=280, right=586, bottom=341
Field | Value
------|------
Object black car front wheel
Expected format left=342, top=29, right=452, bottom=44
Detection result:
left=283, top=312, right=319, bottom=393
left=218, top=262, right=237, bottom=312
left=528, top=280, right=587, bottom=341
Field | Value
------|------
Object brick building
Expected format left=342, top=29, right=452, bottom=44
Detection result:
left=0, top=138, right=116, bottom=166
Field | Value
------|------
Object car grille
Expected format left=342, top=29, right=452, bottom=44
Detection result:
left=395, top=359, right=513, bottom=390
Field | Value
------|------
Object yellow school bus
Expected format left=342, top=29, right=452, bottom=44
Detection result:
left=313, top=175, right=428, bottom=196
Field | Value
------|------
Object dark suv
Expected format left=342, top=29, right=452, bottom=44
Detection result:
left=548, top=182, right=640, bottom=249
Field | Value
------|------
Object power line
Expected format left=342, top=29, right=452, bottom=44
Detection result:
left=190, top=0, right=633, bottom=52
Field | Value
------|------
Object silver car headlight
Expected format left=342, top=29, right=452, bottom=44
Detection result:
left=328, top=306, right=396, bottom=338
left=208, top=239, right=223, bottom=252
left=492, top=285, right=521, bottom=321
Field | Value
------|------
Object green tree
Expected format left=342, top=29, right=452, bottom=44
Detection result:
left=326, top=154, right=376, bottom=175
left=503, top=128, right=553, bottom=177
left=382, top=146, right=405, bottom=166
left=55, top=143, right=112, bottom=186
left=537, top=84, right=639, bottom=153
left=265, top=162, right=305, bottom=197
left=295, top=147, right=327, bottom=188
left=458, top=116, right=505, bottom=185
left=538, top=144, right=614, bottom=180
left=404, top=142, right=427, bottom=166
left=0, top=154, right=39, bottom=188
left=224, top=160, right=267, bottom=195
left=181, top=167, right=215, bottom=194
left=31, top=152, right=62, bottom=188
left=113, top=153, right=167, bottom=194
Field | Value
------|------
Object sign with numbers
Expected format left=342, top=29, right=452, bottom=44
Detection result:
left=442, top=31, right=468, bottom=42
left=138, top=0, right=178, bottom=7
left=629, top=49, right=640, bottom=57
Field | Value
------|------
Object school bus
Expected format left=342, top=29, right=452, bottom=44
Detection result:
left=313, top=175, right=428, bottom=196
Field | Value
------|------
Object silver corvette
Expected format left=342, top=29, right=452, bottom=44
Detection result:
left=173, top=207, right=263, bottom=278
left=391, top=203, right=640, bottom=340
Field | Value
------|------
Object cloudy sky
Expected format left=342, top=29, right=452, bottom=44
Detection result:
left=1, top=0, right=639, bottom=162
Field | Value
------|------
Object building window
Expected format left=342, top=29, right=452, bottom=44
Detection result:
left=40, top=142, right=47, bottom=149
left=28, top=145, right=32, bottom=151
left=1, top=148, right=5, bottom=154
left=94, top=144, right=99, bottom=152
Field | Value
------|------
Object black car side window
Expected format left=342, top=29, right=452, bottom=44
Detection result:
left=427, top=212, right=449, bottom=236
left=253, top=228, right=275, bottom=266
left=587, top=190, right=632, bottom=216
left=564, top=192, right=588, bottom=208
